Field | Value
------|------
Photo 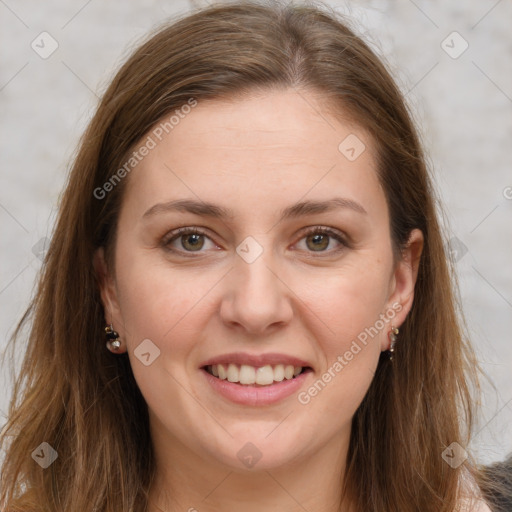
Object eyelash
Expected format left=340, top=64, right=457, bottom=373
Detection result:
left=161, top=226, right=348, bottom=257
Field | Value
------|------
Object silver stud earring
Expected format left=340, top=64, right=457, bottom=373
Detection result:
left=388, top=326, right=399, bottom=360
left=105, top=324, right=121, bottom=352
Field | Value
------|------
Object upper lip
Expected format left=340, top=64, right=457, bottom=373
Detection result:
left=200, top=352, right=312, bottom=369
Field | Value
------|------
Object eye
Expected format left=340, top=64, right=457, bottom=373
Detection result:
left=162, top=226, right=348, bottom=257
left=162, top=227, right=218, bottom=255
left=294, top=226, right=347, bottom=255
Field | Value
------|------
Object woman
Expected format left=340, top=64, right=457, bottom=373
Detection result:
left=0, top=1, right=497, bottom=510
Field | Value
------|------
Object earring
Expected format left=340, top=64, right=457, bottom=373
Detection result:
left=388, top=326, right=399, bottom=360
left=105, top=324, right=121, bottom=352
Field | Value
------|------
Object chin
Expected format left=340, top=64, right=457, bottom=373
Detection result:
left=218, top=447, right=299, bottom=473
left=198, top=429, right=305, bottom=472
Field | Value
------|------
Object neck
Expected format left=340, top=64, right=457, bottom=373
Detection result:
left=147, top=421, right=354, bottom=512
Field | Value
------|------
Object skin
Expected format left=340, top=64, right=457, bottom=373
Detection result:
left=94, top=88, right=423, bottom=512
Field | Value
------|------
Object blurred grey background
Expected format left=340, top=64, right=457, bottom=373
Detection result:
left=1, top=0, right=511, bottom=465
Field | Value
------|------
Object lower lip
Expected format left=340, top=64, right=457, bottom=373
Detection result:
left=201, top=368, right=311, bottom=406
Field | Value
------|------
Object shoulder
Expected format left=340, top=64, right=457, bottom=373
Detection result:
left=457, top=493, right=492, bottom=511
left=457, top=467, right=493, bottom=512
left=466, top=499, right=492, bottom=512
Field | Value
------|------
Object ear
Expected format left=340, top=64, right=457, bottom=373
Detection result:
left=382, top=228, right=424, bottom=350
left=93, top=247, right=126, bottom=352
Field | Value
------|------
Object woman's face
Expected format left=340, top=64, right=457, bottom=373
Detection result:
left=95, top=88, right=422, bottom=472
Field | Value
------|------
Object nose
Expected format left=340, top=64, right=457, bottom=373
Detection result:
left=219, top=245, right=294, bottom=335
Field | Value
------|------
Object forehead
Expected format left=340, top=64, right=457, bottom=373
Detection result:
left=153, top=89, right=368, bottom=159
left=120, top=89, right=385, bottom=223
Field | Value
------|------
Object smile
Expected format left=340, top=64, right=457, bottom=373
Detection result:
left=201, top=363, right=313, bottom=406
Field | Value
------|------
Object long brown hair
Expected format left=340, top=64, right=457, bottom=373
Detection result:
left=1, top=1, right=487, bottom=510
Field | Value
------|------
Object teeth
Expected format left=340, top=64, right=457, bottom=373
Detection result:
left=274, top=364, right=285, bottom=382
left=256, top=365, right=274, bottom=385
left=226, top=363, right=239, bottom=383
left=239, top=364, right=256, bottom=384
left=208, top=364, right=304, bottom=385
left=284, top=365, right=294, bottom=379
left=218, top=364, right=227, bottom=380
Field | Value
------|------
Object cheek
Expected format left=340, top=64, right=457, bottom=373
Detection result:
left=114, top=256, right=216, bottom=348
left=293, top=262, right=391, bottom=410
left=113, top=255, right=217, bottom=417
left=299, top=258, right=392, bottom=343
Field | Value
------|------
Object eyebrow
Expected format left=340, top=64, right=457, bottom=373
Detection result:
left=142, top=196, right=367, bottom=221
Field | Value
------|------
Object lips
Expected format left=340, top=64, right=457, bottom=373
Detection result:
left=201, top=365, right=312, bottom=406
